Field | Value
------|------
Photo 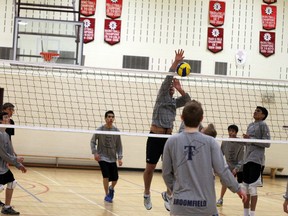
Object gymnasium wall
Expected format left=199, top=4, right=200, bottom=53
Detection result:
left=0, top=0, right=288, bottom=175
left=0, top=1, right=288, bottom=78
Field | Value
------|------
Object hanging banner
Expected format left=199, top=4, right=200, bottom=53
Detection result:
left=106, top=0, right=123, bottom=19
left=207, top=27, right=224, bottom=53
left=104, top=19, right=121, bottom=45
left=209, top=0, right=226, bottom=27
left=259, top=31, right=275, bottom=57
left=80, top=0, right=96, bottom=16
left=261, top=5, right=277, bottom=30
left=263, top=0, right=277, bottom=4
left=80, top=17, right=95, bottom=43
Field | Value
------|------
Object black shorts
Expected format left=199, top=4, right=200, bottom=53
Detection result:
left=0, top=170, right=15, bottom=185
left=98, top=161, right=119, bottom=182
left=236, top=171, right=243, bottom=183
left=243, top=162, right=261, bottom=184
left=146, top=132, right=168, bottom=164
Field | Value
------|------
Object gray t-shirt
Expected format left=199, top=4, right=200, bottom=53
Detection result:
left=162, top=131, right=240, bottom=215
left=0, top=131, right=21, bottom=174
left=152, top=69, right=191, bottom=129
left=221, top=140, right=244, bottom=172
left=244, top=120, right=270, bottom=165
left=90, top=125, right=123, bottom=163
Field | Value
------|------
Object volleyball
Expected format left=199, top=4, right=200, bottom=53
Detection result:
left=176, top=62, right=191, bottom=77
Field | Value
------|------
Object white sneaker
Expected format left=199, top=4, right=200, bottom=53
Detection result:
left=144, top=194, right=152, bottom=210
left=161, top=191, right=172, bottom=211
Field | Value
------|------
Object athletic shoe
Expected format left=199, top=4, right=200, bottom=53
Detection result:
left=144, top=194, right=152, bottom=210
left=104, top=195, right=113, bottom=203
left=216, top=198, right=223, bottom=207
left=1, top=206, right=20, bottom=215
left=108, top=186, right=115, bottom=200
left=0, top=200, right=5, bottom=207
left=161, top=191, right=172, bottom=211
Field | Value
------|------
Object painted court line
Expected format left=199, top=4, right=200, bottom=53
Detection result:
left=31, top=168, right=120, bottom=216
left=69, top=189, right=121, bottom=216
left=16, top=182, right=43, bottom=203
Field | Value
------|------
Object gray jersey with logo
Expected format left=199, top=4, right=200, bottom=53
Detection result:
left=162, top=131, right=240, bottom=215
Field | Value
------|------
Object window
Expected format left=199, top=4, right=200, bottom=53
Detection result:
left=123, top=55, right=149, bottom=70
left=215, top=62, right=227, bottom=75
left=184, top=59, right=201, bottom=74
left=0, top=47, right=13, bottom=60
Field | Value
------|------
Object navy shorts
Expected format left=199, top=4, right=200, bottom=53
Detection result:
left=146, top=132, right=168, bottom=164
left=0, top=169, right=15, bottom=185
left=98, top=161, right=119, bottom=182
left=243, top=162, right=261, bottom=184
left=236, top=171, right=243, bottom=183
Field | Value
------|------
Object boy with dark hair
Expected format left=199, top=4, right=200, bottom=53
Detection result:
left=0, top=112, right=27, bottom=215
left=90, top=110, right=123, bottom=203
left=242, top=106, right=270, bottom=216
left=216, top=124, right=244, bottom=207
left=162, top=101, right=246, bottom=216
left=1, top=103, right=15, bottom=141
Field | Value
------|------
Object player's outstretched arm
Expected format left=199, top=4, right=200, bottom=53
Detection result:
left=173, top=78, right=186, bottom=96
left=170, top=49, right=185, bottom=71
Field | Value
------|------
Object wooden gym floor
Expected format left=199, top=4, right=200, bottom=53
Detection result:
left=2, top=167, right=287, bottom=216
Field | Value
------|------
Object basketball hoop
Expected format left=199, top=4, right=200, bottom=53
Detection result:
left=40, top=52, right=60, bottom=63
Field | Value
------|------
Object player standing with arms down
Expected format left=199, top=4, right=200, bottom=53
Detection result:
left=242, top=106, right=270, bottom=216
left=90, top=110, right=123, bottom=203
left=0, top=112, right=27, bottom=215
left=162, top=100, right=247, bottom=216
left=216, top=124, right=244, bottom=207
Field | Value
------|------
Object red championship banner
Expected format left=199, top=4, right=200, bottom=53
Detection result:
left=106, top=0, right=123, bottom=19
left=80, top=17, right=95, bottom=43
left=209, top=0, right=226, bottom=27
left=262, top=5, right=277, bottom=30
left=207, top=27, right=224, bottom=53
left=80, top=0, right=96, bottom=16
left=104, top=19, right=121, bottom=45
left=263, top=0, right=277, bottom=4
left=259, top=31, right=275, bottom=57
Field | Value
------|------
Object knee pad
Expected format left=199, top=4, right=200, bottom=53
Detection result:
left=248, top=185, right=257, bottom=196
left=6, top=180, right=17, bottom=189
left=0, top=184, right=4, bottom=192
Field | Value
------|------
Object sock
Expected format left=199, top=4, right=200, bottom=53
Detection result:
left=244, top=208, right=249, bottom=216
left=250, top=211, right=255, bottom=216
left=144, top=194, right=150, bottom=198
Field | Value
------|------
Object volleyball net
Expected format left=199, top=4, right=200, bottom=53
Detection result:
left=0, top=60, right=288, bottom=143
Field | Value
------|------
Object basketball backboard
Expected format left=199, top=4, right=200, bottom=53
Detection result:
left=13, top=18, right=84, bottom=65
